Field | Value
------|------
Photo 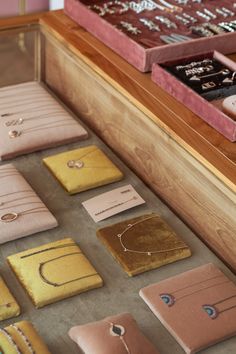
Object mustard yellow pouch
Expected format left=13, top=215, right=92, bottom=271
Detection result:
left=43, top=145, right=123, bottom=194
left=0, top=320, right=51, bottom=353
left=7, top=238, right=103, bottom=308
left=0, top=275, right=20, bottom=321
left=97, top=214, right=191, bottom=276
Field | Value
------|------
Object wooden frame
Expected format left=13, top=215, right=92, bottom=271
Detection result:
left=0, top=11, right=235, bottom=272
left=40, top=11, right=236, bottom=272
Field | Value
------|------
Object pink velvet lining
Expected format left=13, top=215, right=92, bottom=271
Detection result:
left=64, top=0, right=236, bottom=72
left=152, top=51, right=236, bottom=141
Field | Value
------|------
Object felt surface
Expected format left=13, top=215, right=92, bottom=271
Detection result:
left=0, top=164, right=58, bottom=244
left=0, top=275, right=20, bottom=321
left=0, top=81, right=88, bottom=160
left=69, top=312, right=160, bottom=354
left=97, top=213, right=191, bottom=276
left=43, top=145, right=124, bottom=194
left=65, top=0, right=236, bottom=71
left=0, top=320, right=51, bottom=353
left=140, top=264, right=236, bottom=353
left=8, top=238, right=103, bottom=308
left=0, top=105, right=235, bottom=353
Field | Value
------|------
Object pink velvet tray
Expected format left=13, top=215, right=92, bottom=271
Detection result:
left=151, top=51, right=236, bottom=141
left=64, top=0, right=236, bottom=72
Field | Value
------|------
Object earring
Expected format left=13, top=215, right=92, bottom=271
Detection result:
left=222, top=71, right=236, bottom=85
left=201, top=81, right=216, bottom=90
left=140, top=18, right=160, bottom=31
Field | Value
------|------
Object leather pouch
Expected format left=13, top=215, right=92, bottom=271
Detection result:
left=0, top=275, right=20, bottom=321
left=0, top=320, right=51, bottom=353
left=140, top=263, right=236, bottom=354
left=43, top=145, right=123, bottom=194
left=0, top=164, right=58, bottom=244
left=0, top=81, right=88, bottom=160
left=97, top=213, right=191, bottom=276
left=69, top=312, right=160, bottom=354
left=7, top=238, right=103, bottom=308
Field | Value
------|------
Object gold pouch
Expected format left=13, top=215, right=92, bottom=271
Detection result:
left=0, top=320, right=51, bottom=353
left=7, top=238, right=103, bottom=308
left=0, top=275, right=20, bottom=321
left=97, top=213, right=191, bottom=276
left=43, top=145, right=123, bottom=194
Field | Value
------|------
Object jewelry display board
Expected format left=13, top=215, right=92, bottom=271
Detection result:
left=151, top=51, right=236, bottom=141
left=0, top=15, right=235, bottom=353
left=64, top=0, right=236, bottom=71
left=0, top=89, right=236, bottom=353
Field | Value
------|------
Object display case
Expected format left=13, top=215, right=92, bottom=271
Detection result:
left=151, top=51, right=236, bottom=141
left=0, top=12, right=236, bottom=353
left=64, top=0, right=236, bottom=71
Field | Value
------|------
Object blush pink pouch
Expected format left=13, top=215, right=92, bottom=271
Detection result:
left=140, top=263, right=236, bottom=353
left=69, top=312, right=160, bottom=354
left=0, top=164, right=58, bottom=243
left=0, top=81, right=88, bottom=160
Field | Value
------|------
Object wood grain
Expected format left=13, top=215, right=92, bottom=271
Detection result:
left=43, top=35, right=236, bottom=271
left=0, top=12, right=41, bottom=29
left=40, top=11, right=236, bottom=192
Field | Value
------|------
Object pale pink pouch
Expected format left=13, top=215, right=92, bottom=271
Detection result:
left=140, top=263, right=236, bottom=354
left=0, top=81, right=88, bottom=160
left=69, top=312, right=160, bottom=354
left=0, top=164, right=58, bottom=243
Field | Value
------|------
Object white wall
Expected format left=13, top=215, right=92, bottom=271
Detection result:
left=50, top=0, right=64, bottom=10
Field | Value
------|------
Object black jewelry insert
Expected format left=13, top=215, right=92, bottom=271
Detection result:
left=162, top=55, right=236, bottom=101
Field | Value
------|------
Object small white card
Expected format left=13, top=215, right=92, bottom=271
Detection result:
left=82, top=184, right=145, bottom=222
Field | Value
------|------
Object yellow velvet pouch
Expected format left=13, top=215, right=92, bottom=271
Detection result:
left=0, top=320, right=51, bottom=353
left=43, top=145, right=123, bottom=194
left=7, top=238, right=103, bottom=308
left=97, top=213, right=191, bottom=276
left=0, top=275, right=20, bottom=321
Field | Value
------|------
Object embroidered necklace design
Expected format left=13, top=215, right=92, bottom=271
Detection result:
left=0, top=206, right=48, bottom=223
left=160, top=274, right=230, bottom=307
left=203, top=294, right=236, bottom=319
left=20, top=243, right=98, bottom=287
left=66, top=148, right=115, bottom=170
left=107, top=321, right=130, bottom=354
left=0, top=190, right=36, bottom=206
left=117, top=215, right=188, bottom=256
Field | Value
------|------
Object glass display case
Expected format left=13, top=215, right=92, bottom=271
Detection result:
left=0, top=16, right=235, bottom=353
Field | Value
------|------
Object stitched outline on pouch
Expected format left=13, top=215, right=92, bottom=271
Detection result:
left=159, top=274, right=231, bottom=307
left=117, top=215, right=188, bottom=255
left=19, top=243, right=98, bottom=287
left=0, top=328, right=22, bottom=354
left=11, top=324, right=35, bottom=354
left=39, top=252, right=98, bottom=287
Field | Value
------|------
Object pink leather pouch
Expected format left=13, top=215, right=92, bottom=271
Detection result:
left=69, top=312, right=160, bottom=354
left=0, top=81, right=88, bottom=160
left=0, top=164, right=58, bottom=243
left=140, top=263, right=236, bottom=353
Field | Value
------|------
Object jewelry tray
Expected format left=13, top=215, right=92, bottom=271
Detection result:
left=151, top=51, right=236, bottom=141
left=64, top=0, right=236, bottom=72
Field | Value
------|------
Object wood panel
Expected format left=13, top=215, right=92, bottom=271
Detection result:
left=40, top=11, right=236, bottom=193
left=43, top=36, right=236, bottom=272
left=0, top=11, right=41, bottom=29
